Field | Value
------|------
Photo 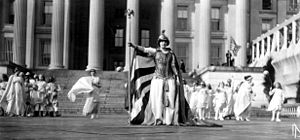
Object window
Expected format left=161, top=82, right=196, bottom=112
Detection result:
left=141, top=30, right=150, bottom=47
left=261, top=19, right=273, bottom=33
left=8, top=0, right=15, bottom=24
left=115, top=9, right=125, bottom=18
left=177, top=6, right=188, bottom=30
left=210, top=44, right=221, bottom=66
left=0, top=38, right=13, bottom=61
left=42, top=1, right=52, bottom=25
left=262, top=0, right=272, bottom=10
left=39, top=39, right=51, bottom=66
left=289, top=0, right=300, bottom=12
left=175, top=43, right=189, bottom=70
left=211, top=8, right=220, bottom=32
left=115, top=29, right=124, bottom=47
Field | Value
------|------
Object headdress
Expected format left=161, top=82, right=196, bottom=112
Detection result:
left=157, top=30, right=170, bottom=46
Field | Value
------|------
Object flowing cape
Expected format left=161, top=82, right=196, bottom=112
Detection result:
left=125, top=50, right=221, bottom=127
left=67, top=76, right=94, bottom=102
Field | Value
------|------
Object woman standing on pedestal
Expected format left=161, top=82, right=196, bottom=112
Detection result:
left=129, top=31, right=183, bottom=125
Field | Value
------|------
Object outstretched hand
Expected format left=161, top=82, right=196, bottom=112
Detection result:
left=128, top=42, right=136, bottom=48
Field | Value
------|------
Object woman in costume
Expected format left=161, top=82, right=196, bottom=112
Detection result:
left=0, top=68, right=25, bottom=116
left=223, top=79, right=235, bottom=119
left=129, top=31, right=184, bottom=125
left=46, top=76, right=61, bottom=117
left=195, top=81, right=208, bottom=121
left=36, top=74, right=47, bottom=117
left=234, top=75, right=255, bottom=121
left=0, top=74, right=8, bottom=116
left=205, top=84, right=214, bottom=119
left=214, top=82, right=227, bottom=121
left=68, top=69, right=101, bottom=119
left=267, top=82, right=285, bottom=122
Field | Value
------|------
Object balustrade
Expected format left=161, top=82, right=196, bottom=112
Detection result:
left=250, top=13, right=300, bottom=66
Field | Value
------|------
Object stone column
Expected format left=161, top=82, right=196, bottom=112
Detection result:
left=277, top=0, right=287, bottom=23
left=63, top=0, right=70, bottom=69
left=49, top=0, right=64, bottom=69
left=235, top=0, right=248, bottom=66
left=125, top=0, right=139, bottom=71
left=195, top=0, right=211, bottom=69
left=86, top=0, right=104, bottom=70
left=160, top=0, right=175, bottom=48
left=13, top=0, right=27, bottom=66
left=0, top=0, right=6, bottom=57
left=25, top=0, right=35, bottom=68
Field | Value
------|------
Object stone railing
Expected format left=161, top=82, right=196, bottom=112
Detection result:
left=281, top=103, right=300, bottom=118
left=250, top=12, right=300, bottom=102
left=250, top=12, right=300, bottom=67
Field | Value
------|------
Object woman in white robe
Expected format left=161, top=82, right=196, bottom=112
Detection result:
left=267, top=82, right=285, bottom=122
left=36, top=74, right=47, bottom=116
left=0, top=70, right=25, bottom=116
left=214, top=82, right=227, bottom=121
left=234, top=75, right=254, bottom=121
left=68, top=69, right=101, bottom=119
left=205, top=84, right=214, bottom=119
left=196, top=82, right=208, bottom=120
left=223, top=79, right=235, bottom=119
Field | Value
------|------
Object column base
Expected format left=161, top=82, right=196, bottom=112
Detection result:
left=286, top=98, right=297, bottom=104
left=49, top=64, right=64, bottom=70
left=86, top=65, right=102, bottom=71
left=123, top=65, right=130, bottom=72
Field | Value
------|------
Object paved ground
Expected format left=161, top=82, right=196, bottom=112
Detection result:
left=0, top=115, right=298, bottom=140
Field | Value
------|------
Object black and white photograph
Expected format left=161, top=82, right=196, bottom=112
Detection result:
left=0, top=0, right=299, bottom=139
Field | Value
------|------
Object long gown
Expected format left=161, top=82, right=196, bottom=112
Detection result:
left=205, top=89, right=214, bottom=115
left=0, top=75, right=25, bottom=116
left=68, top=76, right=100, bottom=116
left=234, top=81, right=254, bottom=118
left=223, top=86, right=234, bottom=117
left=267, top=88, right=284, bottom=111
left=141, top=47, right=182, bottom=125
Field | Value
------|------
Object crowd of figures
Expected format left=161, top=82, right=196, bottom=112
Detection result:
left=183, top=75, right=285, bottom=122
left=0, top=68, right=61, bottom=117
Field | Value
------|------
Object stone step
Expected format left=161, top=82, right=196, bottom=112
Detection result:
left=34, top=70, right=127, bottom=115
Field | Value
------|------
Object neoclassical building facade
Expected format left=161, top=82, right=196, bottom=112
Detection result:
left=0, top=0, right=298, bottom=71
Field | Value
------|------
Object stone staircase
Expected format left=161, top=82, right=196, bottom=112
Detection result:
left=34, top=70, right=127, bottom=116
left=30, top=70, right=274, bottom=118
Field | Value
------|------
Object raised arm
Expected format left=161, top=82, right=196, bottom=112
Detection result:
left=128, top=42, right=156, bottom=55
